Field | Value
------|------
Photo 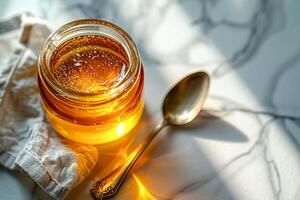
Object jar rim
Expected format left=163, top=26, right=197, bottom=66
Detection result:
left=38, top=19, right=141, bottom=102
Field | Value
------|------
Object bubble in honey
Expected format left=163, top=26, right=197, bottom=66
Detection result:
left=50, top=35, right=129, bottom=93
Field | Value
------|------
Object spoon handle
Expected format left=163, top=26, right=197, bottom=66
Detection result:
left=90, top=121, right=167, bottom=200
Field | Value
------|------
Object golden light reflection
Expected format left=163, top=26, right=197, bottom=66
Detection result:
left=133, top=174, right=157, bottom=200
left=43, top=100, right=144, bottom=144
left=117, top=123, right=125, bottom=136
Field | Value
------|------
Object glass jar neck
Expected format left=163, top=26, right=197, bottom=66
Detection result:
left=38, top=19, right=141, bottom=103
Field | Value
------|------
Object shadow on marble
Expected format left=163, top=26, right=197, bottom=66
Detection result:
left=0, top=1, right=10, bottom=17
left=178, top=111, right=249, bottom=143
left=134, top=117, right=242, bottom=200
left=176, top=2, right=300, bottom=199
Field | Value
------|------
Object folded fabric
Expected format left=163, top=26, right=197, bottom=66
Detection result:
left=0, top=13, right=98, bottom=200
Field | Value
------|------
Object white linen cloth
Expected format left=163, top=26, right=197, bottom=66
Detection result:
left=0, top=13, right=98, bottom=200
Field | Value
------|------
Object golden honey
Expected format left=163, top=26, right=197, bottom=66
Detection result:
left=38, top=19, right=144, bottom=144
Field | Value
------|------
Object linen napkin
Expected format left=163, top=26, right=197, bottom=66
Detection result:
left=0, top=13, right=98, bottom=200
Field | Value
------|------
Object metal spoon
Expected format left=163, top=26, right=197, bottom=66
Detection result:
left=91, top=71, right=210, bottom=200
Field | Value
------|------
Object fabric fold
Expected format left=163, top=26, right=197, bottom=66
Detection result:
left=0, top=13, right=98, bottom=200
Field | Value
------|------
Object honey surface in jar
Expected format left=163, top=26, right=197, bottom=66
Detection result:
left=50, top=35, right=129, bottom=93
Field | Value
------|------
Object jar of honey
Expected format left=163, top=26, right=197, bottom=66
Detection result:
left=38, top=19, right=144, bottom=144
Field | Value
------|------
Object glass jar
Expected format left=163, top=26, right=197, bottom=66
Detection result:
left=38, top=19, right=144, bottom=144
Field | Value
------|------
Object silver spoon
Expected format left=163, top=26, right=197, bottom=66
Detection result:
left=91, top=71, right=210, bottom=199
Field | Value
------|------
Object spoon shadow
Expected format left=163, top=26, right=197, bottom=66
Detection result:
left=130, top=111, right=248, bottom=200
left=170, top=111, right=249, bottom=143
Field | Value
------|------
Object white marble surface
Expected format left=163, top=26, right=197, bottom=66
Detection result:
left=0, top=0, right=300, bottom=199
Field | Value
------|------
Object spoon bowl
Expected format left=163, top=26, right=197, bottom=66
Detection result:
left=163, top=71, right=209, bottom=125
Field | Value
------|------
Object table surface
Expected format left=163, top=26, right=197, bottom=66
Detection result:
left=1, top=0, right=300, bottom=200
